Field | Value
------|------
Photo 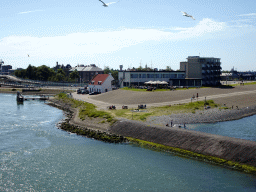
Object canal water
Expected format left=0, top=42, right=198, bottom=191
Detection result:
left=0, top=93, right=256, bottom=191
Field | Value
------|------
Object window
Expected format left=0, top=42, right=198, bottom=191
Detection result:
left=139, top=74, right=141, bottom=78
left=142, top=74, right=146, bottom=78
left=147, top=74, right=150, bottom=78
left=131, top=74, right=138, bottom=78
left=155, top=74, right=159, bottom=78
left=178, top=74, right=184, bottom=78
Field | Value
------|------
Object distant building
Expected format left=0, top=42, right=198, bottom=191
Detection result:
left=0, top=59, right=4, bottom=74
left=118, top=70, right=192, bottom=87
left=180, top=56, right=222, bottom=86
left=88, top=74, right=114, bottom=93
left=69, top=64, right=104, bottom=83
left=1, top=65, right=12, bottom=75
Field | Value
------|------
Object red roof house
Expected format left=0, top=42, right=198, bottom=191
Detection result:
left=88, top=74, right=114, bottom=93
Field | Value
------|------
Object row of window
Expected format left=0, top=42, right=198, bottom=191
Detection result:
left=130, top=74, right=184, bottom=79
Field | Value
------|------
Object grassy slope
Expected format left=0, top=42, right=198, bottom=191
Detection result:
left=109, top=100, right=218, bottom=121
left=56, top=93, right=256, bottom=175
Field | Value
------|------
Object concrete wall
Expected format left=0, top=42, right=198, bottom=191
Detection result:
left=187, top=61, right=202, bottom=79
left=110, top=120, right=256, bottom=167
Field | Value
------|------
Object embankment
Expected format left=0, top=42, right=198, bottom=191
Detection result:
left=110, top=119, right=256, bottom=168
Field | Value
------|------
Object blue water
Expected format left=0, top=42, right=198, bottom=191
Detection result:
left=1, top=93, right=256, bottom=191
left=186, top=116, right=256, bottom=141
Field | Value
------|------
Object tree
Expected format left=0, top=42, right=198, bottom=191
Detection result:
left=137, top=66, right=143, bottom=71
left=56, top=68, right=66, bottom=81
left=104, top=66, right=111, bottom=74
left=111, top=70, right=118, bottom=81
left=36, top=65, right=53, bottom=81
left=69, top=70, right=80, bottom=82
left=26, top=64, right=33, bottom=79
left=15, top=69, right=26, bottom=78
left=166, top=66, right=173, bottom=71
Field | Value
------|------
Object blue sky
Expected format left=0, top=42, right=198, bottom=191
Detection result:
left=0, top=0, right=255, bottom=71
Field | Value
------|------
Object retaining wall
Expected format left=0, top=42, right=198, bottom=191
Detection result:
left=110, top=120, right=256, bottom=167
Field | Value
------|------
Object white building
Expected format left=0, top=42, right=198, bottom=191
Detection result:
left=88, top=74, right=114, bottom=93
left=118, top=70, right=188, bottom=87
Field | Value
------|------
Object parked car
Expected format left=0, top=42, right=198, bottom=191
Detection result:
left=81, top=89, right=89, bottom=94
left=77, top=88, right=82, bottom=94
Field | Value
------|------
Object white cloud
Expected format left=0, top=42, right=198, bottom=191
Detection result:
left=0, top=18, right=226, bottom=60
left=238, top=13, right=256, bottom=17
left=18, top=10, right=44, bottom=14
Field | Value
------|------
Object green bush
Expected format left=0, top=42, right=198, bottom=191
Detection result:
left=57, top=92, right=68, bottom=99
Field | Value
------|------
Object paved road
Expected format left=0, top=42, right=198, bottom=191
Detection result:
left=72, top=85, right=256, bottom=110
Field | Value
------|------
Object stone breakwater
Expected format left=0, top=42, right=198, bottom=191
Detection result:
left=47, top=98, right=256, bottom=169
left=110, top=119, right=256, bottom=167
left=47, top=100, right=127, bottom=143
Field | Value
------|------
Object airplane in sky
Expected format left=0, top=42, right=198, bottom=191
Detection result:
left=180, top=11, right=195, bottom=20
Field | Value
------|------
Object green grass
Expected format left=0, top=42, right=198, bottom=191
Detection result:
left=56, top=93, right=115, bottom=123
left=242, top=82, right=256, bottom=86
left=127, top=137, right=256, bottom=175
left=109, top=100, right=218, bottom=121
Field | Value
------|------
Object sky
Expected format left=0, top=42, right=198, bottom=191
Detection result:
left=0, top=0, right=255, bottom=71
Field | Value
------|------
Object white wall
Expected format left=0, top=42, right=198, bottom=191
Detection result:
left=88, top=75, right=114, bottom=93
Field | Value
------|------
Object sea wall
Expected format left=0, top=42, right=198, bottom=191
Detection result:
left=110, top=119, right=256, bottom=167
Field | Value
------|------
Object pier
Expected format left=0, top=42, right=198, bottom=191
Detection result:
left=16, top=92, right=49, bottom=102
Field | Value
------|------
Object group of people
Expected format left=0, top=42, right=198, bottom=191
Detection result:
left=166, top=121, right=186, bottom=129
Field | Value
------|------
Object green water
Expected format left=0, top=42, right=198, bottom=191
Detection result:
left=0, top=94, right=256, bottom=191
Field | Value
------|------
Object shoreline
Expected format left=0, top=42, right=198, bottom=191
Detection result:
left=1, top=90, right=256, bottom=173
left=144, top=105, right=256, bottom=127
left=47, top=98, right=126, bottom=143
left=46, top=96, right=256, bottom=174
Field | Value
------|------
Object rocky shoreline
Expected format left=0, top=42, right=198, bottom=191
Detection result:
left=47, top=99, right=127, bottom=143
left=145, top=105, right=256, bottom=126
left=45, top=97, right=256, bottom=174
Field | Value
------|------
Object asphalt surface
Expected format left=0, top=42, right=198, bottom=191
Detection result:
left=72, top=84, right=256, bottom=110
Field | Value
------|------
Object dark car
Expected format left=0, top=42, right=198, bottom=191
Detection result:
left=81, top=89, right=89, bottom=94
left=77, top=89, right=82, bottom=94
left=89, top=92, right=95, bottom=95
